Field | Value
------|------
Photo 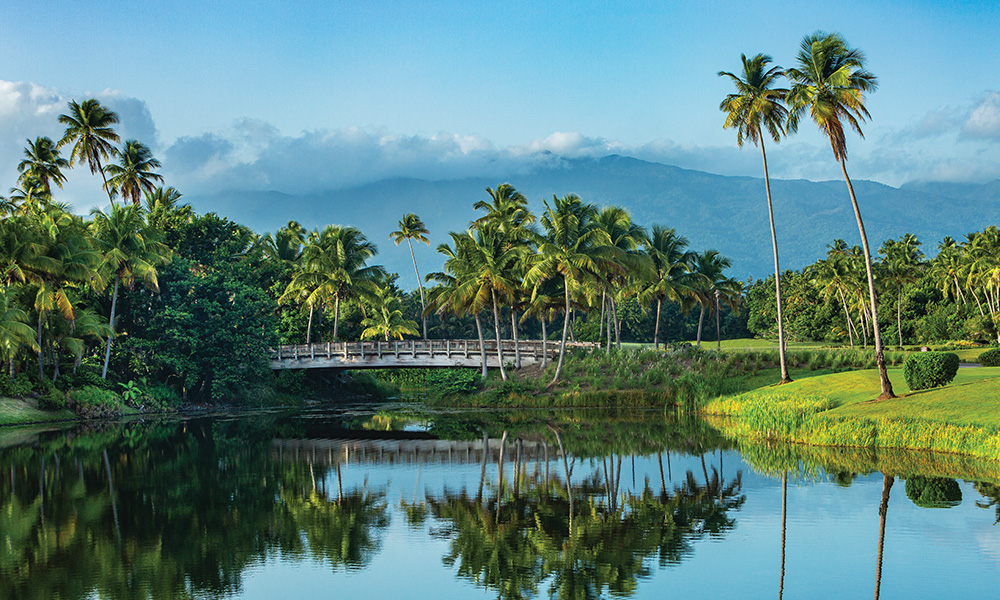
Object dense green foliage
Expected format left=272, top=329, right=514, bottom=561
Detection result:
left=978, top=348, right=1000, bottom=366
left=903, top=352, right=959, bottom=391
left=905, top=476, right=963, bottom=508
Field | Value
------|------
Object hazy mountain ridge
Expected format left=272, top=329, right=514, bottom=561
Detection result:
left=187, top=155, right=998, bottom=287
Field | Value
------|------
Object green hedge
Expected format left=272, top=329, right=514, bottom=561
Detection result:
left=903, top=352, right=960, bottom=391
left=978, top=348, right=1000, bottom=366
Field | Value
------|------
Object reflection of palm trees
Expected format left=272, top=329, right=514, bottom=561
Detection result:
left=780, top=471, right=787, bottom=600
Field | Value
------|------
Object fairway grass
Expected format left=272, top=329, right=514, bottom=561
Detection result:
left=705, top=367, right=1000, bottom=458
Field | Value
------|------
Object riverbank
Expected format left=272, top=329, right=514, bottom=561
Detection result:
left=703, top=367, right=1000, bottom=459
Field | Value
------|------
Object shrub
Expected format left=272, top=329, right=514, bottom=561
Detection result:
left=903, top=352, right=960, bottom=390
left=905, top=476, right=962, bottom=508
left=145, top=383, right=182, bottom=409
left=978, top=348, right=1000, bottom=367
left=0, top=373, right=33, bottom=397
left=39, top=387, right=67, bottom=410
left=68, top=385, right=125, bottom=419
left=425, top=369, right=481, bottom=396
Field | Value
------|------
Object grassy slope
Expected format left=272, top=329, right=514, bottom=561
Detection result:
left=705, top=367, right=1000, bottom=458
left=0, top=397, right=76, bottom=426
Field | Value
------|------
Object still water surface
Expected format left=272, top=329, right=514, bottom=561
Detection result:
left=2, top=405, right=999, bottom=599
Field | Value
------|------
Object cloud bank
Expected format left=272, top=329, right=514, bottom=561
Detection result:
left=0, top=78, right=997, bottom=212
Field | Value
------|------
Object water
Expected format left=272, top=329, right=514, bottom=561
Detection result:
left=2, top=405, right=999, bottom=599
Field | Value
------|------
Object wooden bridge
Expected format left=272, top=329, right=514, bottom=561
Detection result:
left=269, top=339, right=599, bottom=370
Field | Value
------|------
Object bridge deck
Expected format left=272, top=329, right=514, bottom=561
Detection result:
left=269, top=339, right=598, bottom=370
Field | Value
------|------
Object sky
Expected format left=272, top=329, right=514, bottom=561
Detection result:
left=1, top=0, right=998, bottom=212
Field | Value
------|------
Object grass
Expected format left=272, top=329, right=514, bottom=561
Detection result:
left=0, top=397, right=76, bottom=426
left=705, top=367, right=1000, bottom=459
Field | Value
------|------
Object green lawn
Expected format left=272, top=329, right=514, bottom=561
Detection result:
left=0, top=397, right=76, bottom=426
left=706, top=366, right=1000, bottom=458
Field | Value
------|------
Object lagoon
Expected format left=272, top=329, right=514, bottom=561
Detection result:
left=2, top=406, right=999, bottom=599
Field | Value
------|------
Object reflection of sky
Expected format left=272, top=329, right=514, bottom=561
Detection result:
left=234, top=447, right=1000, bottom=599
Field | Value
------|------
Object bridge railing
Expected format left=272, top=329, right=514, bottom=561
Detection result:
left=270, top=339, right=600, bottom=362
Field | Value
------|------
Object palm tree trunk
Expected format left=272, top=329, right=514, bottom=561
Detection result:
left=716, top=291, right=722, bottom=351
left=333, top=297, right=340, bottom=341
left=552, top=276, right=572, bottom=385
left=654, top=297, right=662, bottom=350
left=897, top=285, right=903, bottom=348
left=101, top=275, right=120, bottom=379
left=406, top=238, right=428, bottom=340
left=761, top=141, right=790, bottom=382
left=612, top=296, right=621, bottom=349
left=305, top=304, right=314, bottom=344
left=696, top=305, right=705, bottom=347
left=37, top=312, right=44, bottom=380
left=840, top=157, right=894, bottom=399
left=540, top=317, right=548, bottom=368
left=838, top=287, right=856, bottom=347
left=491, top=289, right=507, bottom=381
left=599, top=291, right=605, bottom=342
left=475, top=314, right=488, bottom=378
left=511, top=310, right=521, bottom=369
left=606, top=298, right=613, bottom=354
left=95, top=154, right=116, bottom=207
left=875, top=474, right=893, bottom=600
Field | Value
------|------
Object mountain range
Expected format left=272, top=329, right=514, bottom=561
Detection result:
left=185, top=155, right=1000, bottom=288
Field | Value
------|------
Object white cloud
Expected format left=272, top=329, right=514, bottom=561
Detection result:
left=963, top=91, right=1000, bottom=140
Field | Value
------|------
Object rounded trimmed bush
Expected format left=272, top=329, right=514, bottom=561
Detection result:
left=905, top=476, right=962, bottom=508
left=978, top=348, right=1000, bottom=366
left=903, top=351, right=959, bottom=390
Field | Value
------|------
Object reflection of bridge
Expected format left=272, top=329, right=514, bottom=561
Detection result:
left=270, top=339, right=599, bottom=370
left=273, top=437, right=552, bottom=466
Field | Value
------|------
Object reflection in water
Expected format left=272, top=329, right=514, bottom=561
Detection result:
left=1, top=409, right=999, bottom=599
left=874, top=474, right=893, bottom=600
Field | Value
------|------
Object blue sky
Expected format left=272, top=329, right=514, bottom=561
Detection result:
left=1, top=0, right=998, bottom=209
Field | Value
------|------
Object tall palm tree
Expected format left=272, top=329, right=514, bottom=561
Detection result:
left=57, top=99, right=120, bottom=205
left=91, top=204, right=170, bottom=378
left=596, top=206, right=651, bottom=350
left=639, top=225, right=694, bottom=349
left=17, top=137, right=69, bottom=195
left=390, top=214, right=431, bottom=339
left=878, top=234, right=924, bottom=347
left=720, top=53, right=792, bottom=383
left=525, top=195, right=612, bottom=384
left=0, top=286, right=38, bottom=377
left=105, top=140, right=164, bottom=205
left=786, top=32, right=893, bottom=399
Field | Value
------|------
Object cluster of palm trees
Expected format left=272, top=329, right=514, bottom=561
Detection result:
left=275, top=223, right=420, bottom=344
left=719, top=31, right=892, bottom=397
left=422, top=185, right=739, bottom=384
left=0, top=99, right=172, bottom=381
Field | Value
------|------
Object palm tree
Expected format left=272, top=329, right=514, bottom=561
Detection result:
left=720, top=53, right=791, bottom=383
left=57, top=99, right=120, bottom=205
left=17, top=137, right=69, bottom=195
left=690, top=250, right=738, bottom=348
left=596, top=206, right=651, bottom=350
left=262, top=220, right=306, bottom=264
left=525, top=195, right=612, bottom=384
left=639, top=225, right=694, bottom=349
left=390, top=214, right=431, bottom=339
left=105, top=140, right=164, bottom=205
left=0, top=286, right=38, bottom=377
left=360, top=285, right=420, bottom=341
left=878, top=234, right=923, bottom=347
left=91, top=204, right=170, bottom=378
left=786, top=32, right=893, bottom=399
left=458, top=223, right=526, bottom=381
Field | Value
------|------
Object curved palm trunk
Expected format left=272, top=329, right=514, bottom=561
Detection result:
left=475, top=314, right=488, bottom=378
left=552, top=275, right=572, bottom=385
left=598, top=291, right=605, bottom=342
left=761, top=141, right=791, bottom=382
left=696, top=305, right=705, bottom=347
left=101, top=275, right=120, bottom=379
left=37, top=312, right=44, bottom=380
left=612, top=296, right=621, bottom=349
left=840, top=158, right=894, bottom=399
left=406, top=238, right=428, bottom=339
left=491, top=289, right=507, bottom=381
left=654, top=297, right=662, bottom=350
left=875, top=473, right=893, bottom=600
left=95, top=154, right=116, bottom=207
